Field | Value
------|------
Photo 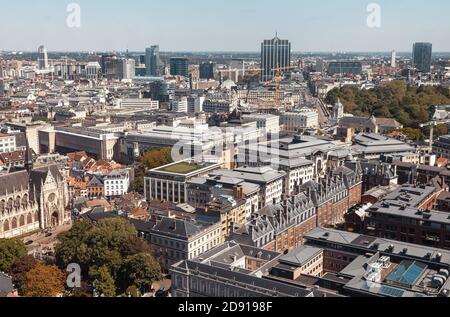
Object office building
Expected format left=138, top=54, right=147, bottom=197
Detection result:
left=5, top=121, right=49, bottom=155
left=145, top=46, right=162, bottom=76
left=327, top=61, right=363, bottom=76
left=187, top=96, right=205, bottom=114
left=0, top=78, right=4, bottom=97
left=85, top=62, right=101, bottom=80
left=209, top=166, right=285, bottom=208
left=304, top=227, right=450, bottom=297
left=413, top=42, right=433, bottom=73
left=199, top=61, right=215, bottom=79
left=433, top=135, right=450, bottom=159
left=149, top=80, right=171, bottom=103
left=187, top=175, right=260, bottom=219
left=144, top=159, right=222, bottom=204
left=281, top=110, right=319, bottom=132
left=171, top=97, right=188, bottom=113
left=121, top=58, right=136, bottom=80
left=170, top=57, right=189, bottom=77
left=151, top=217, right=223, bottom=271
left=351, top=133, right=415, bottom=160
left=38, top=45, right=49, bottom=70
left=242, top=113, right=280, bottom=135
left=118, top=98, right=159, bottom=110
left=261, top=35, right=291, bottom=81
left=391, top=50, right=397, bottom=68
left=39, top=126, right=119, bottom=160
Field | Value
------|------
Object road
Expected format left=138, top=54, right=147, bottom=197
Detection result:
left=24, top=224, right=72, bottom=255
left=315, top=98, right=331, bottom=128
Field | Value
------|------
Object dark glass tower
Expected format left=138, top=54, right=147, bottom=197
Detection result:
left=261, top=35, right=291, bottom=81
left=145, top=45, right=162, bottom=76
left=170, top=57, right=189, bottom=77
left=199, top=62, right=215, bottom=79
left=413, top=42, right=432, bottom=73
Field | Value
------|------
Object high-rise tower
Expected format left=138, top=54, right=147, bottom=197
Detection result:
left=38, top=45, right=49, bottom=70
left=413, top=42, right=432, bottom=73
left=260, top=35, right=291, bottom=81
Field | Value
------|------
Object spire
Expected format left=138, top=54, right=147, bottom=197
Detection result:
left=24, top=136, right=33, bottom=172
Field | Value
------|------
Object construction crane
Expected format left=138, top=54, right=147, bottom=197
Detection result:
left=419, top=119, right=450, bottom=151
left=271, top=65, right=296, bottom=111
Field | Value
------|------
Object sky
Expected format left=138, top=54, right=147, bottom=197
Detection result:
left=1, top=0, right=450, bottom=52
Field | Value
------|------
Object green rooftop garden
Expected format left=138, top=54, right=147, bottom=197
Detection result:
left=158, top=162, right=204, bottom=174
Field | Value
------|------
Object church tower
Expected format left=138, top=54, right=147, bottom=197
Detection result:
left=24, top=137, right=33, bottom=173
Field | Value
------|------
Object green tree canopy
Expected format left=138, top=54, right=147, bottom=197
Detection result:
left=56, top=218, right=136, bottom=273
left=55, top=217, right=162, bottom=297
left=0, top=238, right=27, bottom=273
left=326, top=81, right=450, bottom=128
left=119, top=253, right=163, bottom=294
left=89, top=265, right=116, bottom=297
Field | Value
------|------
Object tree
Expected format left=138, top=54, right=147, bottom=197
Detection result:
left=0, top=238, right=27, bottom=273
left=326, top=81, right=450, bottom=128
left=56, top=218, right=136, bottom=276
left=399, top=128, right=424, bottom=142
left=23, top=264, right=66, bottom=297
left=120, top=236, right=151, bottom=257
left=89, top=266, right=116, bottom=297
left=134, top=147, right=173, bottom=193
left=140, top=147, right=173, bottom=170
left=119, top=253, right=163, bottom=294
left=55, top=220, right=94, bottom=271
left=435, top=124, right=449, bottom=137
left=10, top=255, right=38, bottom=295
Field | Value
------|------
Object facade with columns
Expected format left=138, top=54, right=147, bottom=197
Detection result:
left=0, top=165, right=70, bottom=239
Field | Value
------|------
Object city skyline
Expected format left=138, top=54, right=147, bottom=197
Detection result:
left=1, top=0, right=450, bottom=52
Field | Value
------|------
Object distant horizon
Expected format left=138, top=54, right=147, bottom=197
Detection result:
left=2, top=50, right=450, bottom=56
left=1, top=0, right=450, bottom=52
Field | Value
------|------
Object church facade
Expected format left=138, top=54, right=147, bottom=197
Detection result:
left=0, top=165, right=70, bottom=239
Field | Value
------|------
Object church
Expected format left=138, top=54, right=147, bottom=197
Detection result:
left=0, top=147, right=70, bottom=239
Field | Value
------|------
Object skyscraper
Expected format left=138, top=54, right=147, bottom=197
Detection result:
left=170, top=57, right=189, bottom=77
left=391, top=50, right=397, bottom=68
left=0, top=78, right=4, bottom=97
left=200, top=62, right=215, bottom=79
left=145, top=46, right=162, bottom=76
left=413, top=42, right=433, bottom=73
left=261, top=35, right=291, bottom=81
left=38, top=45, right=49, bottom=70
left=121, top=59, right=136, bottom=80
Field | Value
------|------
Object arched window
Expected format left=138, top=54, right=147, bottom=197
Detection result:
left=22, top=194, right=29, bottom=208
left=3, top=220, right=9, bottom=232
left=7, top=198, right=13, bottom=211
left=27, top=213, right=33, bottom=224
left=19, top=215, right=25, bottom=227
left=12, top=217, right=18, bottom=229
left=0, top=200, right=5, bottom=214
left=14, top=196, right=21, bottom=209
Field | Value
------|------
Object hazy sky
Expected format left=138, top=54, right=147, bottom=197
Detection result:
left=1, top=0, right=450, bottom=52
